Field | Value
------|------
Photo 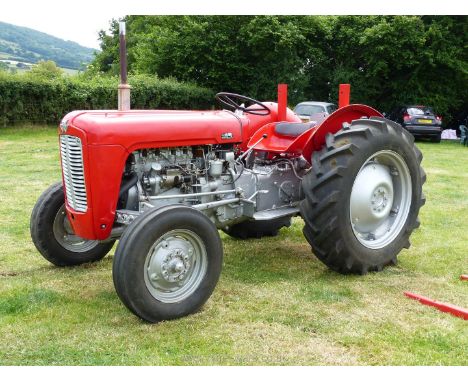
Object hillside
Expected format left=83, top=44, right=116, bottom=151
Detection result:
left=0, top=21, right=96, bottom=70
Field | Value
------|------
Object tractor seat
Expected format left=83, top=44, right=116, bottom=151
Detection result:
left=274, top=122, right=317, bottom=137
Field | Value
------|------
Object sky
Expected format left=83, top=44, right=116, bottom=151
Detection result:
left=0, top=0, right=466, bottom=50
left=0, top=1, right=124, bottom=49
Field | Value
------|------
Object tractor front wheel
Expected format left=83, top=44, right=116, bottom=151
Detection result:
left=113, top=205, right=223, bottom=322
left=300, top=117, right=425, bottom=274
left=30, top=182, right=115, bottom=266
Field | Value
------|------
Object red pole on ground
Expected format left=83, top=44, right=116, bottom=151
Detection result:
left=277, top=84, right=288, bottom=122
left=404, top=291, right=468, bottom=320
left=338, top=84, right=350, bottom=108
left=460, top=275, right=468, bottom=281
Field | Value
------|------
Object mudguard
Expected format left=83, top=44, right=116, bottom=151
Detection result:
left=247, top=104, right=382, bottom=162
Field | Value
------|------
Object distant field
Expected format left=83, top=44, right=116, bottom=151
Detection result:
left=0, top=56, right=33, bottom=72
left=0, top=55, right=79, bottom=75
left=0, top=127, right=467, bottom=365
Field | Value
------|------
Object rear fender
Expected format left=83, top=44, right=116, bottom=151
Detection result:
left=300, top=104, right=382, bottom=162
left=247, top=104, right=382, bottom=162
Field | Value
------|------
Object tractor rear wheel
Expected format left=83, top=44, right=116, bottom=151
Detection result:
left=113, top=205, right=223, bottom=322
left=300, top=117, right=425, bottom=274
left=222, top=217, right=291, bottom=239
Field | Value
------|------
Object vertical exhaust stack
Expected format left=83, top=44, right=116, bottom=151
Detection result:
left=277, top=83, right=288, bottom=121
left=118, top=21, right=131, bottom=111
left=338, top=84, right=350, bottom=108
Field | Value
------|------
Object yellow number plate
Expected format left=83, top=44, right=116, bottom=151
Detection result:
left=418, top=119, right=432, bottom=124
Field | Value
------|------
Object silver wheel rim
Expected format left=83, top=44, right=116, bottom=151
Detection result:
left=52, top=204, right=100, bottom=252
left=144, top=229, right=208, bottom=303
left=349, top=150, right=412, bottom=249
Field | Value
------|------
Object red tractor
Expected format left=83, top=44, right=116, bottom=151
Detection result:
left=31, top=86, right=425, bottom=323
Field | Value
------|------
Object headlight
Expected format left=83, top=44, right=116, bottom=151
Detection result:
left=60, top=118, right=69, bottom=133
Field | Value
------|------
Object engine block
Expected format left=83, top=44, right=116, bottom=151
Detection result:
left=116, top=145, right=307, bottom=229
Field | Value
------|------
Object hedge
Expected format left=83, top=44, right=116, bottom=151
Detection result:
left=0, top=73, right=215, bottom=127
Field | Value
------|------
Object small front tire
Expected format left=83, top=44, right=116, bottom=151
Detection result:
left=113, top=205, right=223, bottom=323
left=30, top=182, right=115, bottom=266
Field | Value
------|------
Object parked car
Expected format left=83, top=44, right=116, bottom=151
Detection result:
left=294, top=101, right=337, bottom=122
left=386, top=105, right=442, bottom=142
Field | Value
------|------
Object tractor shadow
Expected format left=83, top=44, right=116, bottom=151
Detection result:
left=221, top=228, right=342, bottom=286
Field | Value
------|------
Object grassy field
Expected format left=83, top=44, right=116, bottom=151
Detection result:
left=0, top=127, right=467, bottom=365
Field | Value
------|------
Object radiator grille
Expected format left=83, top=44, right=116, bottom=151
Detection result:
left=60, top=135, right=87, bottom=212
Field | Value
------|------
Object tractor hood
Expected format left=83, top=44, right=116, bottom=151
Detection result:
left=62, top=109, right=244, bottom=151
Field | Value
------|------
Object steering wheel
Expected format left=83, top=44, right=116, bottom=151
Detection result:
left=215, top=92, right=271, bottom=116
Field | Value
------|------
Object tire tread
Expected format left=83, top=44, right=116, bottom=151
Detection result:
left=299, top=118, right=425, bottom=274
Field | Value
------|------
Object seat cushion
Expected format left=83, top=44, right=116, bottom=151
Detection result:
left=275, top=122, right=315, bottom=137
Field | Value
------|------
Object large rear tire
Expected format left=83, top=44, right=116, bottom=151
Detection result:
left=30, top=182, right=115, bottom=266
left=300, top=117, right=425, bottom=274
left=113, top=205, right=223, bottom=323
left=222, top=217, right=291, bottom=239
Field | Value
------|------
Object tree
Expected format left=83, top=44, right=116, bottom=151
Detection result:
left=93, top=16, right=329, bottom=104
left=92, top=16, right=468, bottom=122
left=324, top=16, right=468, bottom=119
left=27, top=60, right=63, bottom=80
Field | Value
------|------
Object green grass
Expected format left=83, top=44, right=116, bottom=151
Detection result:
left=0, top=126, right=467, bottom=365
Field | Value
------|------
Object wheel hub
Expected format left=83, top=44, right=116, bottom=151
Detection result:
left=350, top=163, right=394, bottom=233
left=371, top=187, right=389, bottom=211
left=144, top=229, right=207, bottom=303
left=349, top=150, right=412, bottom=249
left=52, top=204, right=99, bottom=252
left=160, top=250, right=191, bottom=282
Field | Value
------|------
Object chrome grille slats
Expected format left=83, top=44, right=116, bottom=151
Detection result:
left=60, top=135, right=88, bottom=212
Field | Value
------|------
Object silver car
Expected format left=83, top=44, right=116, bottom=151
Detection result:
left=294, top=101, right=337, bottom=122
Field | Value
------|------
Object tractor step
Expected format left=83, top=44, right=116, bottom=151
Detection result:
left=253, top=207, right=300, bottom=221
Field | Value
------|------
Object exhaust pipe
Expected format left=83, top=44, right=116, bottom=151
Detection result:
left=118, top=21, right=131, bottom=111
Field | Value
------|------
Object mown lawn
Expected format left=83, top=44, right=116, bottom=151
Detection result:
left=0, top=126, right=467, bottom=365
